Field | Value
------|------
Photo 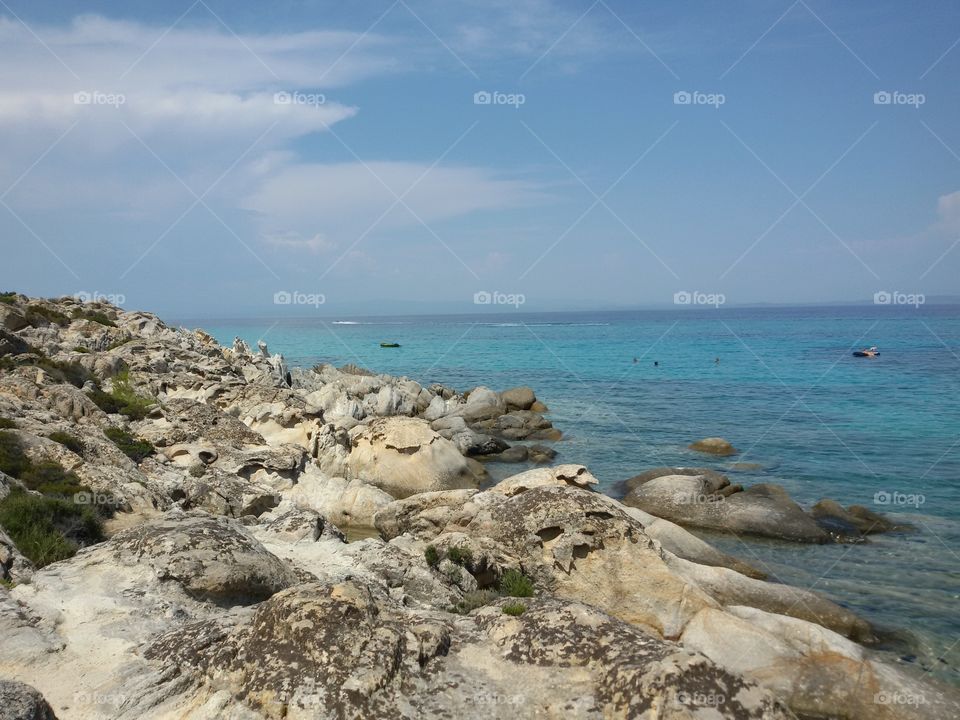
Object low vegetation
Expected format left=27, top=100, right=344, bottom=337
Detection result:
left=0, top=431, right=106, bottom=568
left=47, top=431, right=84, bottom=455
left=0, top=291, right=17, bottom=305
left=452, top=589, right=498, bottom=615
left=502, top=601, right=527, bottom=616
left=87, top=370, right=155, bottom=420
left=0, top=417, right=16, bottom=429
left=424, top=544, right=440, bottom=568
left=104, top=426, right=154, bottom=462
left=1, top=355, right=91, bottom=388
left=71, top=308, right=117, bottom=327
left=24, top=304, right=70, bottom=328
left=446, top=545, right=474, bottom=566
left=0, top=492, right=103, bottom=568
left=498, top=569, right=535, bottom=598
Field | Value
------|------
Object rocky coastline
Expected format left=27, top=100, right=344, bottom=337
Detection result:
left=0, top=292, right=957, bottom=719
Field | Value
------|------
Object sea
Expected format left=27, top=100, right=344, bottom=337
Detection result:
left=184, top=304, right=960, bottom=686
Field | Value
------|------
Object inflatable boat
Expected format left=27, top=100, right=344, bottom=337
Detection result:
left=852, top=346, right=879, bottom=357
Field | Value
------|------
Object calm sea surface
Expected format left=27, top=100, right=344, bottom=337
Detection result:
left=183, top=305, right=960, bottom=685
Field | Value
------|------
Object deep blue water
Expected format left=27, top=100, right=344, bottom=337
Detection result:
left=182, top=305, right=960, bottom=684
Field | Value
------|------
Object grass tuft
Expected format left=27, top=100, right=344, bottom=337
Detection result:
left=502, top=601, right=527, bottom=616
left=104, top=426, right=154, bottom=462
left=498, top=569, right=535, bottom=598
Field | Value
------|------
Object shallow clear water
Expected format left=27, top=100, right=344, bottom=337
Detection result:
left=184, top=305, right=960, bottom=685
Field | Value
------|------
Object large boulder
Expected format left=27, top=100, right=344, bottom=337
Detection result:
left=682, top=606, right=960, bottom=720
left=111, top=511, right=297, bottom=604
left=500, top=386, right=536, bottom=411
left=624, top=475, right=829, bottom=543
left=0, top=680, right=58, bottom=720
left=133, top=579, right=792, bottom=720
left=689, top=437, right=738, bottom=456
left=463, top=485, right=719, bottom=638
left=348, top=417, right=482, bottom=498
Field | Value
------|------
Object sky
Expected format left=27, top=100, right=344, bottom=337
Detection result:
left=0, top=0, right=958, bottom=317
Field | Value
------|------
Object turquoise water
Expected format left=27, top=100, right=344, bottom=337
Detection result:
left=186, top=305, right=960, bottom=684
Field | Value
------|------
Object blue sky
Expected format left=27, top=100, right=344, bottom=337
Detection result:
left=0, top=0, right=958, bottom=316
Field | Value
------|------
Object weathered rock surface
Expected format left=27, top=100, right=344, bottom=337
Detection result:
left=0, top=679, right=58, bottom=720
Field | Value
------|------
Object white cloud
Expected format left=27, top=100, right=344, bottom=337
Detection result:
left=244, top=161, right=549, bottom=243
left=936, top=190, right=960, bottom=233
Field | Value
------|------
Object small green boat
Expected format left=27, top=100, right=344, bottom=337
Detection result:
left=380, top=342, right=401, bottom=348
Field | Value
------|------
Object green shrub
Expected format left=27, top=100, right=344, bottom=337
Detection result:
left=7, top=356, right=91, bottom=388
left=106, top=337, right=130, bottom=350
left=104, top=427, right=154, bottom=462
left=502, top=601, right=527, bottom=616
left=71, top=308, right=116, bottom=327
left=0, top=418, right=16, bottom=429
left=24, top=305, right=70, bottom=328
left=0, top=431, right=30, bottom=478
left=87, top=371, right=154, bottom=420
left=47, top=431, right=84, bottom=455
left=19, top=460, right=89, bottom=498
left=424, top=544, right=440, bottom=568
left=498, top=569, right=535, bottom=598
left=188, top=463, right=206, bottom=478
left=451, top=589, right=498, bottom=615
left=0, top=491, right=103, bottom=568
left=0, top=577, right=14, bottom=589
left=73, top=346, right=90, bottom=354
left=0, top=291, right=16, bottom=305
left=447, top=545, right=474, bottom=566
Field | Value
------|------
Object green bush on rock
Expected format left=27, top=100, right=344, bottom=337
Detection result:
left=0, top=491, right=103, bottom=568
left=498, top=569, right=535, bottom=598
left=48, top=431, right=84, bottom=455
left=502, top=601, right=527, bottom=616
left=87, top=370, right=155, bottom=420
left=104, top=427, right=154, bottom=462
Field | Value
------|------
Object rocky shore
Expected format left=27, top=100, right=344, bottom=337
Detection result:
left=0, top=293, right=957, bottom=719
